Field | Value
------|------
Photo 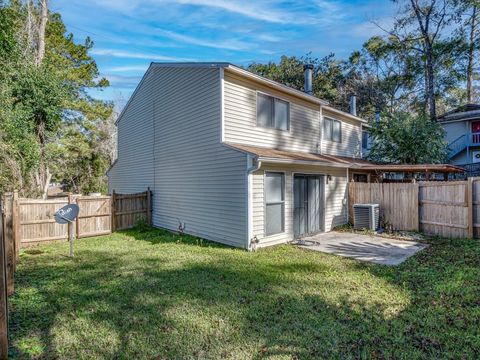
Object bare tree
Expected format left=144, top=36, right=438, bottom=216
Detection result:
left=388, top=0, right=456, bottom=119
left=33, top=0, right=52, bottom=198
left=97, top=111, right=118, bottom=165
left=465, top=2, right=479, bottom=102
left=35, top=0, right=48, bottom=66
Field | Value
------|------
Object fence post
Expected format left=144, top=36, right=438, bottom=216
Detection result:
left=413, top=183, right=419, bottom=231
left=0, top=197, right=9, bottom=360
left=12, top=190, right=19, bottom=262
left=147, top=187, right=152, bottom=226
left=111, top=190, right=116, bottom=232
left=6, top=193, right=16, bottom=296
left=467, top=177, right=474, bottom=239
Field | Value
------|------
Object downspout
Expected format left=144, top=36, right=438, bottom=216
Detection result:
left=346, top=167, right=350, bottom=224
left=319, top=107, right=323, bottom=154
left=247, top=154, right=261, bottom=251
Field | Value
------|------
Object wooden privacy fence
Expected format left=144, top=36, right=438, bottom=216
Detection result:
left=349, top=179, right=479, bottom=239
left=16, top=195, right=112, bottom=246
left=111, top=190, right=151, bottom=231
left=348, top=182, right=419, bottom=231
left=2, top=190, right=152, bottom=248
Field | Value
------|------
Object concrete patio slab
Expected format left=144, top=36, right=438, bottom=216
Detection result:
left=296, top=231, right=427, bottom=266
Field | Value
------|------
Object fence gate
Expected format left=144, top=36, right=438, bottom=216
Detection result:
left=76, top=196, right=112, bottom=238
left=419, top=181, right=471, bottom=238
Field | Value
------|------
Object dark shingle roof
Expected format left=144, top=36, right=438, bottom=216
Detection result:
left=438, top=104, right=480, bottom=122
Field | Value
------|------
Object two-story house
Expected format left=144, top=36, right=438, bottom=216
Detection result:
left=107, top=62, right=372, bottom=249
left=440, top=104, right=480, bottom=175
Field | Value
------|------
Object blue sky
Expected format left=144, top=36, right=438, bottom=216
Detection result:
left=53, top=0, right=397, bottom=109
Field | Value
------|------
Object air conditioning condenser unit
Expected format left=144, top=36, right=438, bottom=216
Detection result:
left=353, top=204, right=380, bottom=231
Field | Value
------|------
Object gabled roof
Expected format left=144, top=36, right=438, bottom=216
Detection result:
left=223, top=64, right=329, bottom=106
left=438, top=104, right=480, bottom=122
left=115, top=62, right=369, bottom=126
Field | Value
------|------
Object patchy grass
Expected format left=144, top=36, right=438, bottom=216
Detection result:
left=8, top=228, right=480, bottom=359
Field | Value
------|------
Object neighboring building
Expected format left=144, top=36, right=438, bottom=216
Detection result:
left=440, top=104, right=480, bottom=175
left=107, top=63, right=375, bottom=249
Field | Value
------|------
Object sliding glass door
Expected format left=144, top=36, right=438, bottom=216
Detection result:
left=293, top=174, right=325, bottom=237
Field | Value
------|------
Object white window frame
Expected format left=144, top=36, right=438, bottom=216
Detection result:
left=264, top=171, right=286, bottom=236
left=256, top=91, right=290, bottom=131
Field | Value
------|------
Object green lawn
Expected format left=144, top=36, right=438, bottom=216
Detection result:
left=8, top=227, right=480, bottom=359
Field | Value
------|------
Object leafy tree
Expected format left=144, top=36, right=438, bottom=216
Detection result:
left=367, top=111, right=448, bottom=164
left=344, top=36, right=423, bottom=118
left=0, top=1, right=114, bottom=196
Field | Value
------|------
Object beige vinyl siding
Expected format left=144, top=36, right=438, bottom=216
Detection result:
left=151, top=66, right=248, bottom=248
left=251, top=163, right=348, bottom=248
left=321, top=108, right=362, bottom=158
left=224, top=71, right=321, bottom=153
left=108, top=65, right=248, bottom=248
left=108, top=70, right=156, bottom=193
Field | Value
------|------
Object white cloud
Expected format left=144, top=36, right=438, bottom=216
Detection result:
left=87, top=0, right=343, bottom=25
left=175, top=0, right=296, bottom=24
left=157, top=29, right=251, bottom=51
left=104, top=74, right=143, bottom=84
left=90, top=48, right=194, bottom=61
left=351, top=17, right=394, bottom=39
left=256, top=33, right=283, bottom=42
left=106, top=65, right=150, bottom=72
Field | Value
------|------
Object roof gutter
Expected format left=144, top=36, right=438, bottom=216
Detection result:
left=225, top=65, right=329, bottom=106
left=257, top=157, right=351, bottom=168
left=323, top=105, right=368, bottom=123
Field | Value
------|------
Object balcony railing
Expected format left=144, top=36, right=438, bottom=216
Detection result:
left=463, top=162, right=480, bottom=177
left=448, top=132, right=480, bottom=158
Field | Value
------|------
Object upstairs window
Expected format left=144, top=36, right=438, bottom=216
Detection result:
left=362, top=130, right=371, bottom=149
left=257, top=93, right=290, bottom=131
left=324, top=117, right=342, bottom=142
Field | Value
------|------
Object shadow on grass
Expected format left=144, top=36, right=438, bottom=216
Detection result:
left=8, top=229, right=480, bottom=359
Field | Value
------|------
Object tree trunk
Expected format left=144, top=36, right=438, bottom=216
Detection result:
left=467, top=5, right=478, bottom=103
left=426, top=46, right=436, bottom=119
left=35, top=0, right=48, bottom=66
left=41, top=167, right=51, bottom=199
left=26, top=0, right=33, bottom=54
left=34, top=0, right=51, bottom=197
